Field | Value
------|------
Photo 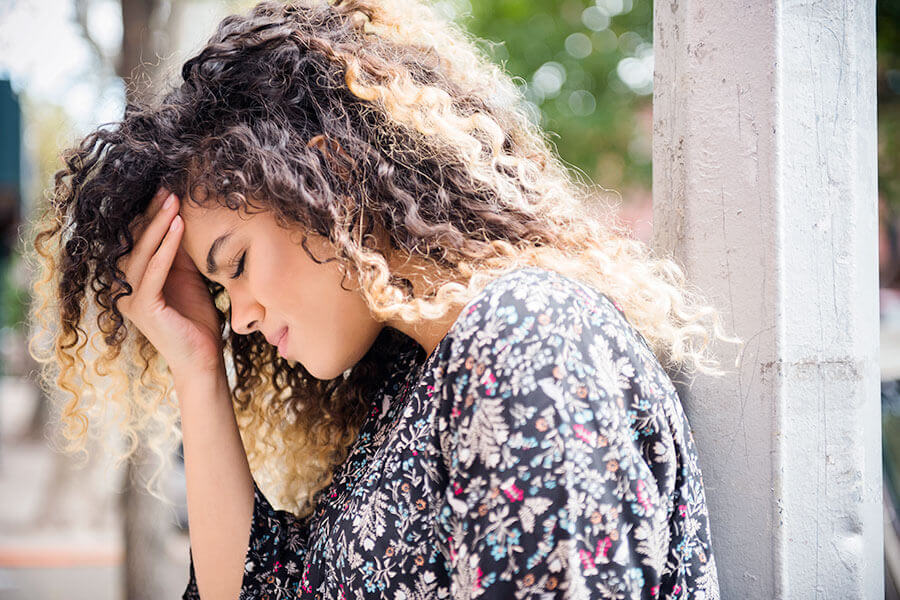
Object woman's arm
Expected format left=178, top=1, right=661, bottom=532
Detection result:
left=175, top=363, right=254, bottom=600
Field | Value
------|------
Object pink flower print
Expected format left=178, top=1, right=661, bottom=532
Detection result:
left=636, top=479, right=652, bottom=511
left=579, top=548, right=592, bottom=571
left=448, top=536, right=457, bottom=562
left=573, top=423, right=596, bottom=446
left=595, top=536, right=612, bottom=561
left=483, top=371, right=498, bottom=396
left=578, top=536, right=612, bottom=572
left=501, top=479, right=524, bottom=502
left=301, top=563, right=312, bottom=593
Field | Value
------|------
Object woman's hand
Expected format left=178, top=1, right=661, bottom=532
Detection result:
left=113, top=186, right=224, bottom=380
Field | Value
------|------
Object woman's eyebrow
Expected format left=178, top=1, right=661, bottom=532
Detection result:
left=206, top=225, right=239, bottom=276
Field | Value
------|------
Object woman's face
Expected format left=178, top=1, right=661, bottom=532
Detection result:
left=177, top=198, right=385, bottom=380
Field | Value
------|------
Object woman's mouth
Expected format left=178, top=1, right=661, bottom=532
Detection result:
left=275, top=327, right=289, bottom=357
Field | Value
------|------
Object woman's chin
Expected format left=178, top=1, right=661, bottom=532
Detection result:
left=305, top=359, right=353, bottom=382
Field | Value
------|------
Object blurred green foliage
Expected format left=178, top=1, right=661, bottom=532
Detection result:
left=455, top=0, right=653, bottom=193
left=0, top=254, right=26, bottom=330
left=879, top=1, right=900, bottom=212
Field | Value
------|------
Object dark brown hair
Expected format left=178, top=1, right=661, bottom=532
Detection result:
left=26, top=0, right=740, bottom=515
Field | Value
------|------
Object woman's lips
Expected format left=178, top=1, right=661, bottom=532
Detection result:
left=276, top=327, right=289, bottom=357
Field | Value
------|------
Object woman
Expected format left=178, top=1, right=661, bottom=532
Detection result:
left=27, top=0, right=742, bottom=597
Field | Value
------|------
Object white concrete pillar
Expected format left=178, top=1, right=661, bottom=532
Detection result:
left=651, top=1, right=882, bottom=597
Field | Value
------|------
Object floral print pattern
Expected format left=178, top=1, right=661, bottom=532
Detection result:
left=182, top=266, right=719, bottom=599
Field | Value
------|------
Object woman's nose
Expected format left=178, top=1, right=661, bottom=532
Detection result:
left=229, top=290, right=263, bottom=336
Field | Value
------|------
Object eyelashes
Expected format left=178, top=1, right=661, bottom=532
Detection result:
left=229, top=251, right=246, bottom=279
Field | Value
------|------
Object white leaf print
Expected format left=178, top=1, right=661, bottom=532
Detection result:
left=537, top=378, right=565, bottom=405
left=611, top=530, right=632, bottom=566
left=633, top=519, right=667, bottom=573
left=447, top=491, right=468, bottom=517
left=588, top=335, right=618, bottom=391
left=519, top=496, right=554, bottom=533
left=466, top=394, right=509, bottom=470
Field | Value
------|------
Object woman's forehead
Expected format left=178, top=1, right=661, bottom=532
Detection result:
left=179, top=201, right=250, bottom=269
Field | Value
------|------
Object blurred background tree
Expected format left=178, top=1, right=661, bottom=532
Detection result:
left=879, top=0, right=900, bottom=291
left=880, top=1, right=899, bottom=213
left=224, top=0, right=654, bottom=198
left=457, top=0, right=653, bottom=194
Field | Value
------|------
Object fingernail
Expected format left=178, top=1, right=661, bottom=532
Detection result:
left=163, top=194, right=175, bottom=209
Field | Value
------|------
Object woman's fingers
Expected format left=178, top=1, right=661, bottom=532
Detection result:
left=119, top=187, right=169, bottom=273
left=126, top=193, right=180, bottom=291
left=137, top=212, right=183, bottom=304
left=114, top=187, right=175, bottom=310
left=128, top=187, right=171, bottom=243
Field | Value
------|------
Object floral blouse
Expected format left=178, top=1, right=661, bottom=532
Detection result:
left=182, top=266, right=720, bottom=599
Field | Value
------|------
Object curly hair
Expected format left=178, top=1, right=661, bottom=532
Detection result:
left=24, top=0, right=743, bottom=518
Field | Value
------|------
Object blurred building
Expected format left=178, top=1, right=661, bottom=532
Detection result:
left=0, top=78, right=22, bottom=368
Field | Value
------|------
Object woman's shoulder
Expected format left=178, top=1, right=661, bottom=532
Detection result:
left=431, top=266, right=719, bottom=597
left=439, top=265, right=647, bottom=369
left=459, top=265, right=628, bottom=330
left=434, top=264, right=686, bottom=441
left=436, top=267, right=717, bottom=598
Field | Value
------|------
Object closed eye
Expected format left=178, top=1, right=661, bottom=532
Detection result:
left=229, top=251, right=246, bottom=279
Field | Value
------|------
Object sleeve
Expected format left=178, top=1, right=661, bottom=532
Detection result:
left=182, top=478, right=313, bottom=600
left=433, top=285, right=677, bottom=600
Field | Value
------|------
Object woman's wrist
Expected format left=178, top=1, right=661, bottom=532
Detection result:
left=172, top=362, right=230, bottom=405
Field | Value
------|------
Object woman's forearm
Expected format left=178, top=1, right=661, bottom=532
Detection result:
left=175, top=367, right=254, bottom=600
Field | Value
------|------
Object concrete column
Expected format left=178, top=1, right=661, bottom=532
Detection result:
left=651, top=1, right=882, bottom=597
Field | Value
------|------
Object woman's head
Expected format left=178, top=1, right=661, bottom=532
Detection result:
left=177, top=192, right=391, bottom=381
left=26, top=0, right=741, bottom=514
